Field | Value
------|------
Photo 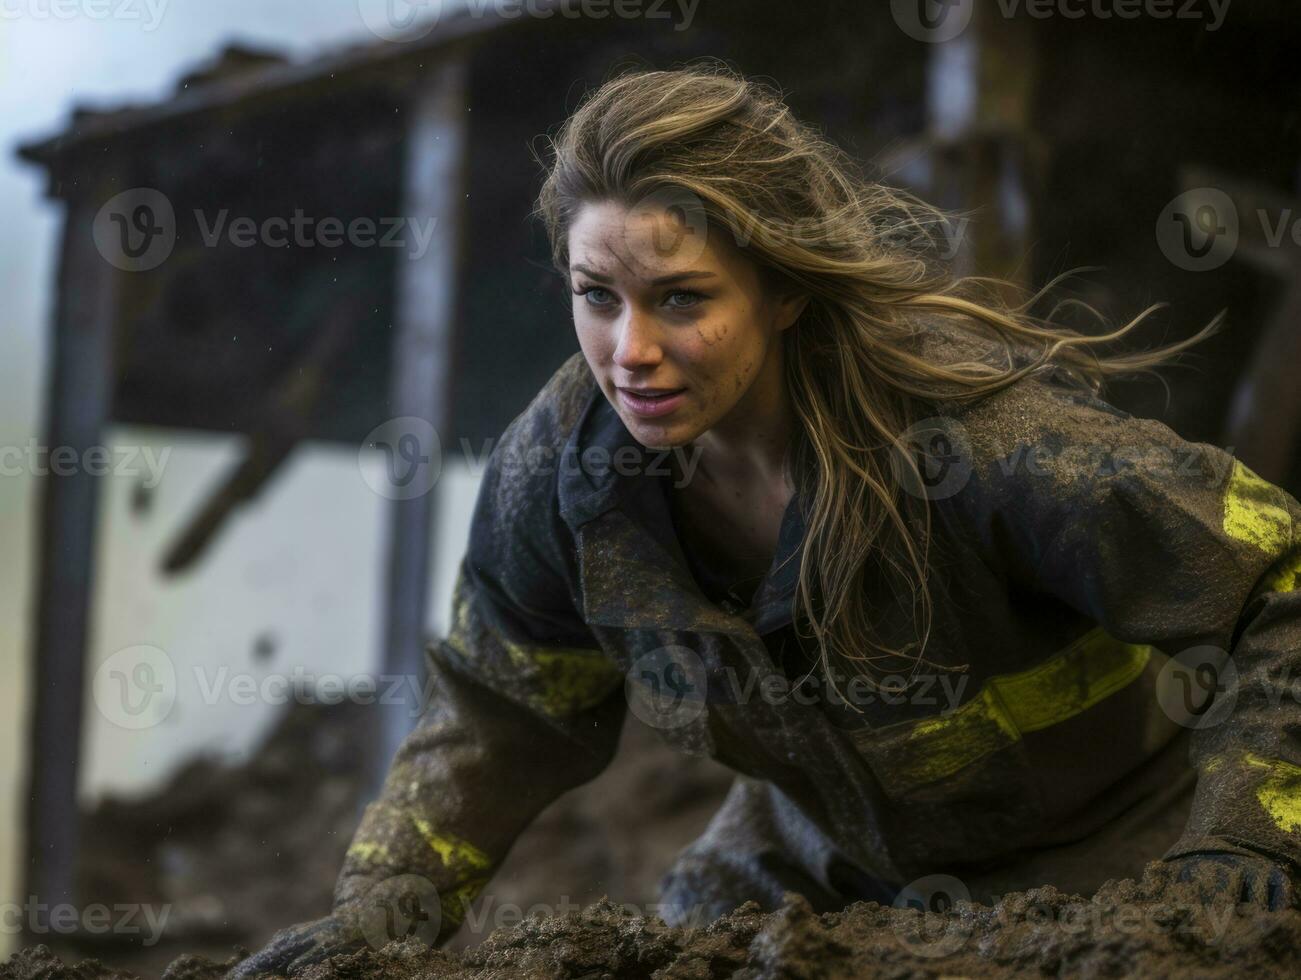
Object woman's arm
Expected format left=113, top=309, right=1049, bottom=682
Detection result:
left=936, top=376, right=1301, bottom=903
left=229, top=381, right=625, bottom=976
left=332, top=560, right=625, bottom=934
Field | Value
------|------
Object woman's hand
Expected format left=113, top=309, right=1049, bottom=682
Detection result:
left=224, top=911, right=368, bottom=979
left=1150, top=851, right=1297, bottom=911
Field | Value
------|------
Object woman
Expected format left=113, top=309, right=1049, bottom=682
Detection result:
left=231, top=64, right=1301, bottom=975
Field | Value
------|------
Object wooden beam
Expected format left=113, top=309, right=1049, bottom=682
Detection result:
left=24, top=185, right=120, bottom=913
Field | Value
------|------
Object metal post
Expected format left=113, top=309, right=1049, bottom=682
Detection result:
left=376, top=54, right=470, bottom=786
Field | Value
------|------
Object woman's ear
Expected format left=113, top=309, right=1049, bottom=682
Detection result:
left=775, top=290, right=811, bottom=332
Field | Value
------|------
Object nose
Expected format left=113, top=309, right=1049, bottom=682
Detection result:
left=611, top=307, right=664, bottom=371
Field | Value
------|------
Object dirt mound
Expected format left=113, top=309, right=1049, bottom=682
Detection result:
left=8, top=866, right=1300, bottom=980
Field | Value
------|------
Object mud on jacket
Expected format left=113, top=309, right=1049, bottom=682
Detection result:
left=335, top=349, right=1301, bottom=940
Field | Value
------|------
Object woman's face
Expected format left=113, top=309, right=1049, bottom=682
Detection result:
left=568, top=199, right=807, bottom=450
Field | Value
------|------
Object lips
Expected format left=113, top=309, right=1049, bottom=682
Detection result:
left=616, top=386, right=687, bottom=418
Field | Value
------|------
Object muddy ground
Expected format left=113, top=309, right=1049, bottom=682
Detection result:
left=3, top=698, right=733, bottom=975
left=6, top=702, right=1301, bottom=978
left=7, top=870, right=1301, bottom=978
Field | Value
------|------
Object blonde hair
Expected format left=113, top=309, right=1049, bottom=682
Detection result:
left=532, top=61, right=1222, bottom=697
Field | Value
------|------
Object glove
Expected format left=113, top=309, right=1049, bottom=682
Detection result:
left=224, top=912, right=368, bottom=978
left=1155, top=850, right=1297, bottom=911
left=226, top=872, right=446, bottom=978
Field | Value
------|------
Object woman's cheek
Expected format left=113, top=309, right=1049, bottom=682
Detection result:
left=691, top=319, right=731, bottom=349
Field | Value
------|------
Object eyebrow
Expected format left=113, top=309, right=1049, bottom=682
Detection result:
left=571, top=264, right=718, bottom=287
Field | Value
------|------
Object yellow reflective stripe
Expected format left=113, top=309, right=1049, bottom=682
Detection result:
left=1263, top=550, right=1301, bottom=594
left=875, top=627, right=1153, bottom=789
left=410, top=817, right=491, bottom=874
left=509, top=647, right=623, bottom=716
left=346, top=840, right=393, bottom=864
left=447, top=584, right=621, bottom=717
left=439, top=876, right=490, bottom=927
left=1243, top=753, right=1301, bottom=835
left=1223, top=459, right=1293, bottom=556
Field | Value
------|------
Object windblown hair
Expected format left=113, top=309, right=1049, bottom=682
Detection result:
left=531, top=61, right=1222, bottom=696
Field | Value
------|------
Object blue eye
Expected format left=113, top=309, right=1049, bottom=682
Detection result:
left=573, top=286, right=615, bottom=307
left=571, top=285, right=706, bottom=311
left=666, top=290, right=704, bottom=309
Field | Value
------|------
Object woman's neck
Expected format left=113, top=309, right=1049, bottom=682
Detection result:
left=680, top=342, right=794, bottom=493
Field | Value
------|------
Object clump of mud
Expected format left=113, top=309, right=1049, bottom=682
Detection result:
left=8, top=867, right=1300, bottom=979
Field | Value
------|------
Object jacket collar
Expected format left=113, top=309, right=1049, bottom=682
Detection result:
left=557, top=383, right=806, bottom=637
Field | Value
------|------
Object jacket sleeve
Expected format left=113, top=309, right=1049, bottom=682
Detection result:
left=939, top=376, right=1301, bottom=870
left=333, top=423, right=626, bottom=942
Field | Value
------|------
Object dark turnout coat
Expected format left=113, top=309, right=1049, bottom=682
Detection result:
left=335, top=349, right=1301, bottom=939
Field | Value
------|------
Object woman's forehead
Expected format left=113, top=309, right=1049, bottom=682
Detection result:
left=568, top=201, right=745, bottom=283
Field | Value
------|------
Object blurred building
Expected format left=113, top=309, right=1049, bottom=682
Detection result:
left=11, top=0, right=1301, bottom=962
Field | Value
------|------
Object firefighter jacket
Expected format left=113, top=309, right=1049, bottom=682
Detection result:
left=333, top=347, right=1301, bottom=941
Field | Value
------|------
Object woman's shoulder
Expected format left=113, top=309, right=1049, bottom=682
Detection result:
left=472, top=352, right=597, bottom=530
left=907, top=322, right=1133, bottom=454
left=936, top=367, right=1160, bottom=473
left=498, top=350, right=599, bottom=453
left=923, top=366, right=1239, bottom=532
